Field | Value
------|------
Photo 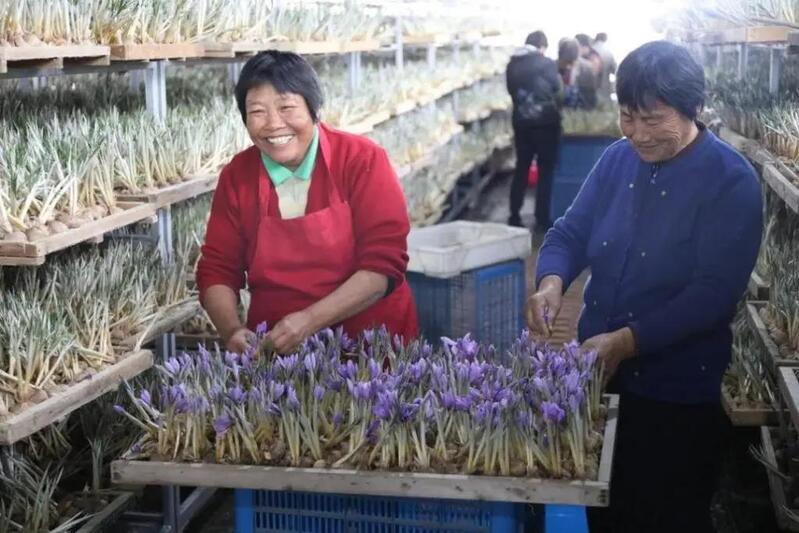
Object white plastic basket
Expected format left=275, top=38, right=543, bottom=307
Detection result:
left=407, top=221, right=532, bottom=278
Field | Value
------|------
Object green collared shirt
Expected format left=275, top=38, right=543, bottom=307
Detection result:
left=260, top=126, right=319, bottom=186
left=260, top=127, right=319, bottom=219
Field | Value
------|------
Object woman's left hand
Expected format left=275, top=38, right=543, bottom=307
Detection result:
left=267, top=310, right=316, bottom=354
left=582, top=327, right=637, bottom=383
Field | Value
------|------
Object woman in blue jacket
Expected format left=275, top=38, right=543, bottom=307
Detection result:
left=528, top=41, right=762, bottom=533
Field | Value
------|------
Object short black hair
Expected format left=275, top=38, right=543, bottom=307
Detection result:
left=616, top=40, right=704, bottom=120
left=525, top=31, right=548, bottom=49
left=235, top=50, right=324, bottom=123
left=575, top=34, right=591, bottom=47
left=558, top=38, right=579, bottom=64
left=595, top=32, right=608, bottom=42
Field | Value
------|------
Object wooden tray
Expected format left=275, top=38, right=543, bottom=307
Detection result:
left=174, top=333, right=222, bottom=350
left=763, top=163, right=799, bottom=215
left=0, top=44, right=109, bottom=74
left=721, top=386, right=779, bottom=427
left=111, top=395, right=618, bottom=507
left=201, top=40, right=276, bottom=58
left=403, top=33, right=454, bottom=46
left=746, top=302, right=799, bottom=374
left=761, top=426, right=799, bottom=532
left=748, top=271, right=771, bottom=301
left=111, top=43, right=203, bottom=61
left=718, top=127, right=759, bottom=160
left=116, top=175, right=218, bottom=208
left=0, top=350, right=153, bottom=445
left=119, top=299, right=202, bottom=350
left=0, top=202, right=156, bottom=266
left=338, top=110, right=392, bottom=135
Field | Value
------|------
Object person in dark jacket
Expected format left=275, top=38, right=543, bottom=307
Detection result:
left=506, top=30, right=562, bottom=230
left=528, top=41, right=762, bottom=533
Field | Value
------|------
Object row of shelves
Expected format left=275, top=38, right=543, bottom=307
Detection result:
left=0, top=73, right=506, bottom=266
left=0, top=30, right=500, bottom=77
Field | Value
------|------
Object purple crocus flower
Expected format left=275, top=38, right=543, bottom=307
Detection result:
left=409, top=358, right=428, bottom=382
left=304, top=352, right=318, bottom=374
left=338, top=360, right=358, bottom=381
left=249, top=387, right=264, bottom=405
left=368, top=358, right=381, bottom=380
left=564, top=370, right=581, bottom=394
left=286, top=385, right=300, bottom=410
left=443, top=334, right=479, bottom=361
left=541, top=401, right=566, bottom=424
left=474, top=403, right=491, bottom=424
left=441, top=391, right=456, bottom=409
left=224, top=352, right=239, bottom=367
left=228, top=386, right=246, bottom=404
left=454, top=395, right=472, bottom=412
left=139, top=389, right=151, bottom=407
left=164, top=357, right=180, bottom=375
left=400, top=401, right=420, bottom=422
left=313, top=384, right=326, bottom=402
left=271, top=381, right=286, bottom=400
left=255, top=322, right=269, bottom=336
left=113, top=405, right=125, bottom=415
left=431, top=363, right=448, bottom=391
left=212, top=415, right=233, bottom=436
left=354, top=381, right=373, bottom=401
left=332, top=412, right=344, bottom=426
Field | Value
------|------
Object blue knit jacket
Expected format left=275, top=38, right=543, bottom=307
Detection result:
left=536, top=127, right=763, bottom=404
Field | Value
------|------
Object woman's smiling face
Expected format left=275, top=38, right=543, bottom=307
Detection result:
left=245, top=83, right=315, bottom=169
left=619, top=100, right=695, bottom=163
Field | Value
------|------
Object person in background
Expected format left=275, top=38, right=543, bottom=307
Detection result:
left=592, top=32, right=617, bottom=104
left=528, top=41, right=762, bottom=533
left=576, top=33, right=604, bottom=78
left=505, top=30, right=562, bottom=230
left=558, top=37, right=597, bottom=110
left=197, top=50, right=418, bottom=355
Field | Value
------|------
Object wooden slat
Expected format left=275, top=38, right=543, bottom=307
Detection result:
left=0, top=44, right=110, bottom=73
left=174, top=333, right=222, bottom=350
left=0, top=350, right=153, bottom=445
left=720, top=386, right=779, bottom=427
left=746, top=302, right=798, bottom=375
left=718, top=127, right=759, bottom=160
left=119, top=299, right=202, bottom=350
left=74, top=492, right=137, bottom=533
left=111, top=395, right=617, bottom=506
left=337, top=111, right=392, bottom=135
left=763, top=163, right=799, bottom=214
left=779, top=367, right=799, bottom=433
left=403, top=33, right=453, bottom=46
left=116, top=175, right=218, bottom=208
left=111, top=43, right=203, bottom=61
left=748, top=271, right=771, bottom=301
left=340, top=40, right=381, bottom=53
left=0, top=202, right=156, bottom=263
left=201, top=40, right=275, bottom=58
left=703, top=25, right=793, bottom=44
left=272, top=41, right=342, bottom=55
left=761, top=427, right=799, bottom=532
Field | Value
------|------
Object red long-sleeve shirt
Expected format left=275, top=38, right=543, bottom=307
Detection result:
left=196, top=122, right=411, bottom=303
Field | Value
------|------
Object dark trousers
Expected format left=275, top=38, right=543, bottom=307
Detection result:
left=589, top=389, right=727, bottom=533
left=510, top=121, right=561, bottom=228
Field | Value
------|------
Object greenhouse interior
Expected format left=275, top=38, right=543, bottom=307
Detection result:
left=2, top=0, right=799, bottom=531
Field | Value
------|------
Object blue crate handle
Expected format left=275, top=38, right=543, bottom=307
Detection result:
left=235, top=489, right=255, bottom=533
left=545, top=504, right=588, bottom=533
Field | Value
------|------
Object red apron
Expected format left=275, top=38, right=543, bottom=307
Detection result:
left=246, top=160, right=418, bottom=341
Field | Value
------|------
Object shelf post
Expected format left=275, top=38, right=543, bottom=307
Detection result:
left=144, top=60, right=167, bottom=123
left=426, top=44, right=437, bottom=69
left=769, top=47, right=782, bottom=94
left=737, top=43, right=748, bottom=79
left=394, top=15, right=404, bottom=72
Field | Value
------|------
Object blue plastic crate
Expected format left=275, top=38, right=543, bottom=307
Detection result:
left=234, top=489, right=526, bottom=533
left=549, top=136, right=618, bottom=225
left=407, top=260, right=525, bottom=352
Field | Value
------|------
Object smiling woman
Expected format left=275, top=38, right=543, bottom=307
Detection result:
left=197, top=50, right=419, bottom=356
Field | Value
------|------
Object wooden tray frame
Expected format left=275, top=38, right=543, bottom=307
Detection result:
left=0, top=350, right=153, bottom=445
left=111, top=395, right=618, bottom=507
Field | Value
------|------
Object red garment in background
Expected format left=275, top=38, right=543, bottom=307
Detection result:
left=196, top=123, right=419, bottom=340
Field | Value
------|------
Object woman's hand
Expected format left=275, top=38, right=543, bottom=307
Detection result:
left=267, top=310, right=316, bottom=354
left=526, top=275, right=564, bottom=337
left=226, top=327, right=255, bottom=354
left=582, top=327, right=637, bottom=383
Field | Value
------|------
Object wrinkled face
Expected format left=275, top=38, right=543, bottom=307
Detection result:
left=245, top=83, right=315, bottom=169
left=619, top=100, right=695, bottom=163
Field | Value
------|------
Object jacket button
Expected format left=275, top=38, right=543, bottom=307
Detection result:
left=700, top=365, right=706, bottom=371
left=593, top=300, right=598, bottom=306
left=633, top=371, right=640, bottom=377
left=602, top=241, right=608, bottom=246
left=629, top=183, right=635, bottom=189
left=640, top=251, right=646, bottom=257
left=628, top=312, right=634, bottom=318
left=661, top=190, right=667, bottom=197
